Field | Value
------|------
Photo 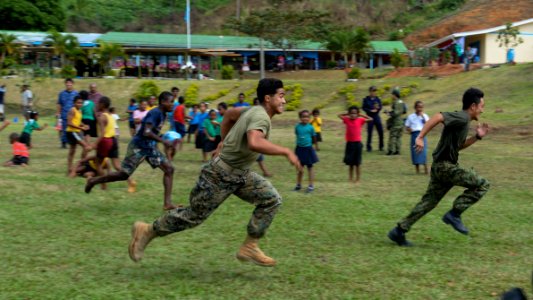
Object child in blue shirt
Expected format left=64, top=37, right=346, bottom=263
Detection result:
left=294, top=109, right=318, bottom=192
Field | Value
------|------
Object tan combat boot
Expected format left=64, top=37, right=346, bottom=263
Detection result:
left=236, top=236, right=276, bottom=267
left=127, top=179, right=137, bottom=193
left=128, top=221, right=157, bottom=262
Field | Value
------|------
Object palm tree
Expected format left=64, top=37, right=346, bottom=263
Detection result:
left=325, top=30, right=351, bottom=65
left=350, top=27, right=371, bottom=66
left=44, top=30, right=81, bottom=67
left=94, top=41, right=127, bottom=75
left=0, top=33, right=21, bottom=68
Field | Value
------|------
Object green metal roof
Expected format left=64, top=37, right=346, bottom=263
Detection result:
left=369, top=41, right=408, bottom=54
left=98, top=32, right=325, bottom=51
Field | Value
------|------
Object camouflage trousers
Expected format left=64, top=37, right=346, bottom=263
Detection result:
left=398, top=161, right=490, bottom=232
left=388, top=127, right=403, bottom=153
left=153, top=158, right=282, bottom=238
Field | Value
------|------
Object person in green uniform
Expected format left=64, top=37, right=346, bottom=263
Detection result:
left=128, top=78, right=301, bottom=267
left=386, top=89, right=406, bottom=155
left=388, top=88, right=490, bottom=246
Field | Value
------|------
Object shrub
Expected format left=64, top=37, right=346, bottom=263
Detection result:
left=409, top=82, right=419, bottom=89
left=221, top=65, right=234, bottom=80
left=60, top=65, right=77, bottom=78
left=202, top=89, right=231, bottom=102
left=400, top=87, right=412, bottom=98
left=438, top=0, right=465, bottom=10
left=391, top=49, right=406, bottom=69
left=134, top=81, right=160, bottom=101
left=347, top=68, right=361, bottom=80
left=285, top=84, right=303, bottom=111
left=382, top=97, right=392, bottom=106
left=326, top=61, right=337, bottom=69
left=383, top=84, right=392, bottom=91
left=184, top=84, right=200, bottom=106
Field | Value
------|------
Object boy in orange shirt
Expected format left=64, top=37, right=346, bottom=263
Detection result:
left=4, top=133, right=29, bottom=166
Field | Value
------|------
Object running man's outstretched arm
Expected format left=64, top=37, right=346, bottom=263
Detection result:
left=415, top=113, right=444, bottom=153
left=248, top=129, right=302, bottom=171
left=460, top=123, right=489, bottom=151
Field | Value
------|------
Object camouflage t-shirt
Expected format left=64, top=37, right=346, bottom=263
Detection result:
left=219, top=106, right=271, bottom=170
left=432, top=110, right=470, bottom=164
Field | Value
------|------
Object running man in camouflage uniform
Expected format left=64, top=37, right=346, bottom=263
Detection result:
left=386, top=89, right=406, bottom=155
left=388, top=88, right=490, bottom=246
left=128, top=78, right=302, bottom=267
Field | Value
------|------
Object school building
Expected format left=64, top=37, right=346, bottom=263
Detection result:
left=425, top=18, right=533, bottom=64
left=1, top=30, right=407, bottom=77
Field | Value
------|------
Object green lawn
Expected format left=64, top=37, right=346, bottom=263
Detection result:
left=0, top=65, right=532, bottom=299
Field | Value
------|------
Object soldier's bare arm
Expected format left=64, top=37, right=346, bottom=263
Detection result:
left=220, top=107, right=246, bottom=140
left=460, top=123, right=489, bottom=150
left=415, top=113, right=444, bottom=153
left=248, top=129, right=302, bottom=171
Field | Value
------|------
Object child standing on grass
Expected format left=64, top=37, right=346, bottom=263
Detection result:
left=66, top=96, right=91, bottom=175
left=405, top=100, right=429, bottom=174
left=203, top=109, right=221, bottom=159
left=19, top=111, right=47, bottom=149
left=4, top=133, right=29, bottom=167
left=310, top=108, right=323, bottom=151
left=110, top=107, right=121, bottom=138
left=338, top=106, right=372, bottom=184
left=294, top=110, right=319, bottom=193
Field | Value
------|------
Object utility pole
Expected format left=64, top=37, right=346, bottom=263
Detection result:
left=236, top=0, right=241, bottom=20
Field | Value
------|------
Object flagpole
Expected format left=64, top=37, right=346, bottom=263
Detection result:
left=187, top=0, right=191, bottom=49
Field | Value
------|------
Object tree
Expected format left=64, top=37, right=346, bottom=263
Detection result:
left=496, top=22, right=524, bottom=62
left=0, top=0, right=65, bottom=31
left=325, top=28, right=370, bottom=66
left=94, top=41, right=127, bottom=74
left=351, top=27, right=371, bottom=65
left=390, top=49, right=406, bottom=69
left=44, top=30, right=81, bottom=67
left=0, top=33, right=21, bottom=68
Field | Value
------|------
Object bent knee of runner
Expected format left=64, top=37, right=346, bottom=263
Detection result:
left=478, top=177, right=490, bottom=193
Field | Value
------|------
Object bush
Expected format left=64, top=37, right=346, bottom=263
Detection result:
left=347, top=68, right=361, bottom=80
left=134, top=81, right=160, bottom=101
left=285, top=84, right=303, bottom=111
left=438, top=0, right=465, bottom=10
left=60, top=65, right=77, bottom=78
left=202, top=89, right=231, bottom=102
left=184, top=84, right=200, bottom=106
left=221, top=65, right=234, bottom=80
left=326, top=61, right=337, bottom=69
left=382, top=97, right=392, bottom=106
left=400, top=87, right=412, bottom=98
left=391, top=49, right=406, bottom=69
left=383, top=84, right=392, bottom=91
left=409, top=82, right=419, bottom=89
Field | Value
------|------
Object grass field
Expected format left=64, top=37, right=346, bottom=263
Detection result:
left=0, top=65, right=532, bottom=299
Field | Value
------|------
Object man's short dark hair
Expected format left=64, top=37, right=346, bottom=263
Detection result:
left=178, top=96, right=185, bottom=104
left=65, top=78, right=74, bottom=83
left=158, top=91, right=173, bottom=104
left=462, top=88, right=484, bottom=110
left=369, top=86, right=377, bottom=92
left=171, top=87, right=180, bottom=92
left=239, top=93, right=245, bottom=97
left=130, top=98, right=137, bottom=103
left=29, top=111, right=38, bottom=119
left=257, top=78, right=283, bottom=104
left=79, top=90, right=89, bottom=100
left=218, top=102, right=228, bottom=110
left=100, top=96, right=111, bottom=109
left=74, top=95, right=83, bottom=102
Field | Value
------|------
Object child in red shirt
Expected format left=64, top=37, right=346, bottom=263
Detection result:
left=338, top=106, right=372, bottom=183
left=4, top=133, right=29, bottom=166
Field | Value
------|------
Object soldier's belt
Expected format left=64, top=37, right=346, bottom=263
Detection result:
left=212, top=157, right=247, bottom=176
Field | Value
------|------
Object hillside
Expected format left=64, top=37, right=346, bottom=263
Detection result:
left=62, top=0, right=453, bottom=38
left=404, top=0, right=533, bottom=46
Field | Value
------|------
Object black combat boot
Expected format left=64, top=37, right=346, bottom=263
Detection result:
left=442, top=210, right=469, bottom=235
left=388, top=226, right=413, bottom=247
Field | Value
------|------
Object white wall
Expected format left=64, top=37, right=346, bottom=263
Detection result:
left=484, top=22, right=533, bottom=64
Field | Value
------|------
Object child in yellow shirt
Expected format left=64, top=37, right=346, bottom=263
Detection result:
left=310, top=109, right=323, bottom=151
